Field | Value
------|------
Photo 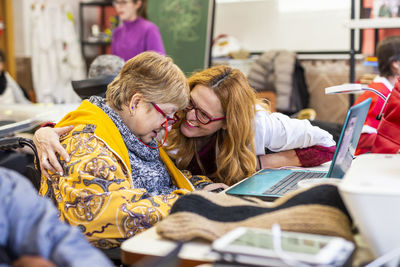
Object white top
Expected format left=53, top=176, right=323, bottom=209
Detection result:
left=373, top=75, right=393, bottom=92
left=253, top=105, right=336, bottom=155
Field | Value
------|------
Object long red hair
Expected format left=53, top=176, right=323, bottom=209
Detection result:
left=165, top=65, right=267, bottom=185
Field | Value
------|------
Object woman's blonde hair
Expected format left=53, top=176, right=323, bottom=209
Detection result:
left=106, top=51, right=189, bottom=110
left=166, top=65, right=267, bottom=185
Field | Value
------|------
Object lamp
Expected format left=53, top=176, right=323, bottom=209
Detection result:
left=325, top=83, right=390, bottom=120
left=325, top=83, right=387, bottom=101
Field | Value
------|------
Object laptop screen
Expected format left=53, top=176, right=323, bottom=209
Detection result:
left=327, top=98, right=371, bottom=178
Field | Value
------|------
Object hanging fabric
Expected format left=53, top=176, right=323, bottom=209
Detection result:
left=29, top=0, right=86, bottom=103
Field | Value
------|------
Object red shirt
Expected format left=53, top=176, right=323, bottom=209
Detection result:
left=353, top=81, right=392, bottom=155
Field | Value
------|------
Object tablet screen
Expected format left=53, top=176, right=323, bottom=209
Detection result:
left=230, top=229, right=331, bottom=255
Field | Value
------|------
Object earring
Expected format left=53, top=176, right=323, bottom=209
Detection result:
left=130, top=106, right=135, bottom=116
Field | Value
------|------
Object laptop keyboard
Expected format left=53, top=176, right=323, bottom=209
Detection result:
left=263, top=171, right=326, bottom=195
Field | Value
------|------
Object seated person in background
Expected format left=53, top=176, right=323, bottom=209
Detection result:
left=38, top=52, right=213, bottom=249
left=35, top=65, right=335, bottom=191
left=0, top=49, right=34, bottom=178
left=371, top=72, right=400, bottom=153
left=0, top=49, right=30, bottom=104
left=0, top=167, right=113, bottom=267
left=70, top=55, right=125, bottom=100
left=87, top=54, right=125, bottom=79
left=354, top=35, right=400, bottom=155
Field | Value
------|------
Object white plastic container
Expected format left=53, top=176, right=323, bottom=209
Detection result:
left=339, top=153, right=400, bottom=266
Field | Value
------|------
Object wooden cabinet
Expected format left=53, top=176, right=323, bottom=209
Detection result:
left=0, top=0, right=15, bottom=78
left=79, top=1, right=113, bottom=62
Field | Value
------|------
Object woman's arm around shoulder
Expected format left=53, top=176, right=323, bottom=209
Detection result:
left=33, top=125, right=74, bottom=178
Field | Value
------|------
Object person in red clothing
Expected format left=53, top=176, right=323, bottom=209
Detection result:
left=354, top=35, right=400, bottom=155
left=371, top=76, right=400, bottom=153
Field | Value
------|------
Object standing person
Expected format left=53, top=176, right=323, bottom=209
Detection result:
left=37, top=52, right=214, bottom=250
left=0, top=167, right=113, bottom=267
left=34, top=65, right=335, bottom=189
left=354, top=36, right=400, bottom=155
left=111, top=0, right=165, bottom=61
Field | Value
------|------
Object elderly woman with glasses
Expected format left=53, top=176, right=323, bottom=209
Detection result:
left=37, top=52, right=213, bottom=249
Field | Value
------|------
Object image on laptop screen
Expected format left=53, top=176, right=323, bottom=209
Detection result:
left=327, top=98, right=370, bottom=178
left=331, top=117, right=356, bottom=175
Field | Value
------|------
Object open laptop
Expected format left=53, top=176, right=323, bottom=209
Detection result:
left=226, top=98, right=371, bottom=201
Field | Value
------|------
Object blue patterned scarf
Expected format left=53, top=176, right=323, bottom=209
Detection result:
left=89, top=96, right=178, bottom=196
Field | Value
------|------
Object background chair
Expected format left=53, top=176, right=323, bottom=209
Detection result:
left=71, top=75, right=116, bottom=100
left=0, top=137, right=41, bottom=190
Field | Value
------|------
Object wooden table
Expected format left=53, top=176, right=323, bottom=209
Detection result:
left=121, top=226, right=217, bottom=267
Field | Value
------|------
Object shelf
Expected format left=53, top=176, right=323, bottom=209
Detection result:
left=346, top=18, right=400, bottom=29
left=297, top=54, right=364, bottom=60
left=80, top=1, right=112, bottom=6
left=82, top=40, right=111, bottom=46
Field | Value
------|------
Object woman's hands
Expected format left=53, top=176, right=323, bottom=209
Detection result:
left=202, top=183, right=229, bottom=193
left=13, top=256, right=56, bottom=267
left=33, top=126, right=73, bottom=178
left=257, top=150, right=301, bottom=170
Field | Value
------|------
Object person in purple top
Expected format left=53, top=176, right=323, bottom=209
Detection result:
left=112, top=0, right=165, bottom=61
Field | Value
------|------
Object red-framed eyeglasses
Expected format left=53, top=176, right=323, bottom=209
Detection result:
left=151, top=102, right=180, bottom=128
left=185, top=98, right=226, bottom=125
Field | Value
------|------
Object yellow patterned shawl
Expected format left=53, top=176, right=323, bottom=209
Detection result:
left=39, top=100, right=201, bottom=249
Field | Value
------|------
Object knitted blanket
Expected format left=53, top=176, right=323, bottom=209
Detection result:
left=156, top=184, right=354, bottom=242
